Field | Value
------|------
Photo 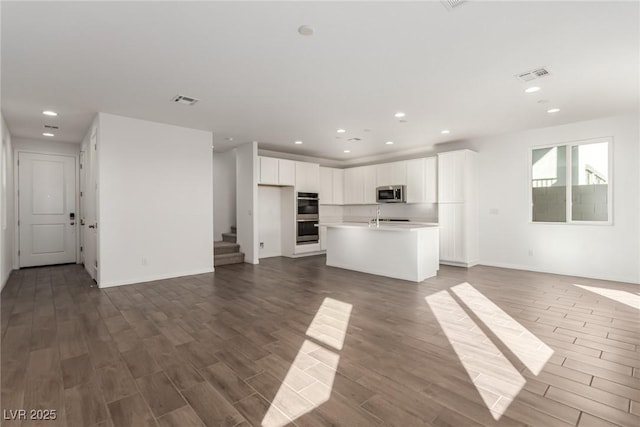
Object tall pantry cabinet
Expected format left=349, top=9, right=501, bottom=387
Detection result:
left=437, top=149, right=479, bottom=267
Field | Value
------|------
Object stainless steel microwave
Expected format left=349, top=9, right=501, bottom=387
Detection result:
left=376, top=185, right=406, bottom=203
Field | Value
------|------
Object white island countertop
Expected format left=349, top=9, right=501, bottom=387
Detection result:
left=324, top=222, right=440, bottom=282
left=321, top=222, right=438, bottom=231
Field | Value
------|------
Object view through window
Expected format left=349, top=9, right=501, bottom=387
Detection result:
left=531, top=139, right=610, bottom=223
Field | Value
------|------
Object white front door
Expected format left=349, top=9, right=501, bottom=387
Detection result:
left=18, top=152, right=77, bottom=267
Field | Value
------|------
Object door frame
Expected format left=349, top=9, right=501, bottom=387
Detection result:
left=14, top=149, right=81, bottom=268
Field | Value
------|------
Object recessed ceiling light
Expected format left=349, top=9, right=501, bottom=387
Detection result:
left=385, top=141, right=394, bottom=145
left=343, top=150, right=351, bottom=153
left=42, top=132, right=55, bottom=137
left=394, top=112, right=406, bottom=118
left=294, top=140, right=303, bottom=145
left=298, top=25, right=315, bottom=36
left=525, top=86, right=541, bottom=93
left=42, top=110, right=57, bottom=116
left=547, top=108, right=560, bottom=113
left=441, top=129, right=451, bottom=134
left=336, top=129, right=346, bottom=133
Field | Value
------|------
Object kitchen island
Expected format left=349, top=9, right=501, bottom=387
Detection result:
left=325, top=222, right=439, bottom=282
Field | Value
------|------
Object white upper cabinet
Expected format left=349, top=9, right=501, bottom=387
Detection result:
left=259, top=156, right=279, bottom=185
left=259, top=156, right=295, bottom=186
left=278, top=159, right=295, bottom=186
left=344, top=167, right=364, bottom=205
left=319, top=167, right=344, bottom=205
left=376, top=161, right=407, bottom=187
left=363, top=165, right=377, bottom=204
left=332, top=169, right=344, bottom=205
left=295, top=161, right=320, bottom=193
left=320, top=167, right=333, bottom=204
left=406, top=157, right=437, bottom=204
left=438, top=150, right=467, bottom=202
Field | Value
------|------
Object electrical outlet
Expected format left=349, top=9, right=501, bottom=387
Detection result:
left=260, top=242, right=264, bottom=249
left=142, top=257, right=148, bottom=265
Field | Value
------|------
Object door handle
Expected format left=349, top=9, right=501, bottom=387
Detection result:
left=88, top=224, right=96, bottom=229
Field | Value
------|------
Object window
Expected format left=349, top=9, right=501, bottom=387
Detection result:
left=531, top=138, right=611, bottom=224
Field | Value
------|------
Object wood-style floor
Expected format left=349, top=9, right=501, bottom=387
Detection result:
left=1, top=257, right=639, bottom=427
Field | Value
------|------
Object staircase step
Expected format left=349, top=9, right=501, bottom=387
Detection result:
left=214, top=241, right=240, bottom=255
left=214, top=252, right=245, bottom=266
left=222, top=232, right=237, bottom=243
left=230, top=226, right=237, bottom=234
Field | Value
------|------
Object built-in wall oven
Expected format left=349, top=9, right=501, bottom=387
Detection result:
left=296, top=192, right=319, bottom=244
left=297, top=192, right=319, bottom=219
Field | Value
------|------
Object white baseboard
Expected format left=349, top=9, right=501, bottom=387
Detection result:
left=477, top=261, right=640, bottom=285
left=99, top=267, right=214, bottom=288
left=440, top=259, right=479, bottom=268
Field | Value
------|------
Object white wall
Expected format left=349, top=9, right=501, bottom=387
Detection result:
left=1, top=115, right=15, bottom=290
left=258, top=186, right=282, bottom=258
left=445, top=114, right=639, bottom=284
left=235, top=142, right=258, bottom=264
left=97, top=113, right=213, bottom=287
left=213, top=149, right=236, bottom=240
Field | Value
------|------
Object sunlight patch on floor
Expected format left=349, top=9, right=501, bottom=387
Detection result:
left=306, top=298, right=353, bottom=350
left=451, top=283, right=554, bottom=375
left=426, top=289, right=526, bottom=420
left=262, top=298, right=352, bottom=427
left=574, top=284, right=640, bottom=310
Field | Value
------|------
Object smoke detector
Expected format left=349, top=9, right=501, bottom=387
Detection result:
left=171, top=94, right=199, bottom=106
left=516, top=67, right=551, bottom=82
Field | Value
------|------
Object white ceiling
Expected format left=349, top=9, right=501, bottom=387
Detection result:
left=2, top=1, right=638, bottom=160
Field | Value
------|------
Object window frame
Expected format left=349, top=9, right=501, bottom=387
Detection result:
left=529, top=137, right=613, bottom=226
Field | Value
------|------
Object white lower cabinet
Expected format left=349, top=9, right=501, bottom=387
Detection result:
left=319, top=226, right=327, bottom=250
left=438, top=203, right=465, bottom=263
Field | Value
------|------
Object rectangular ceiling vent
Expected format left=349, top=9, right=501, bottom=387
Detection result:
left=516, top=67, right=551, bottom=82
left=171, top=94, right=199, bottom=106
left=44, top=125, right=59, bottom=130
left=441, top=0, right=467, bottom=10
